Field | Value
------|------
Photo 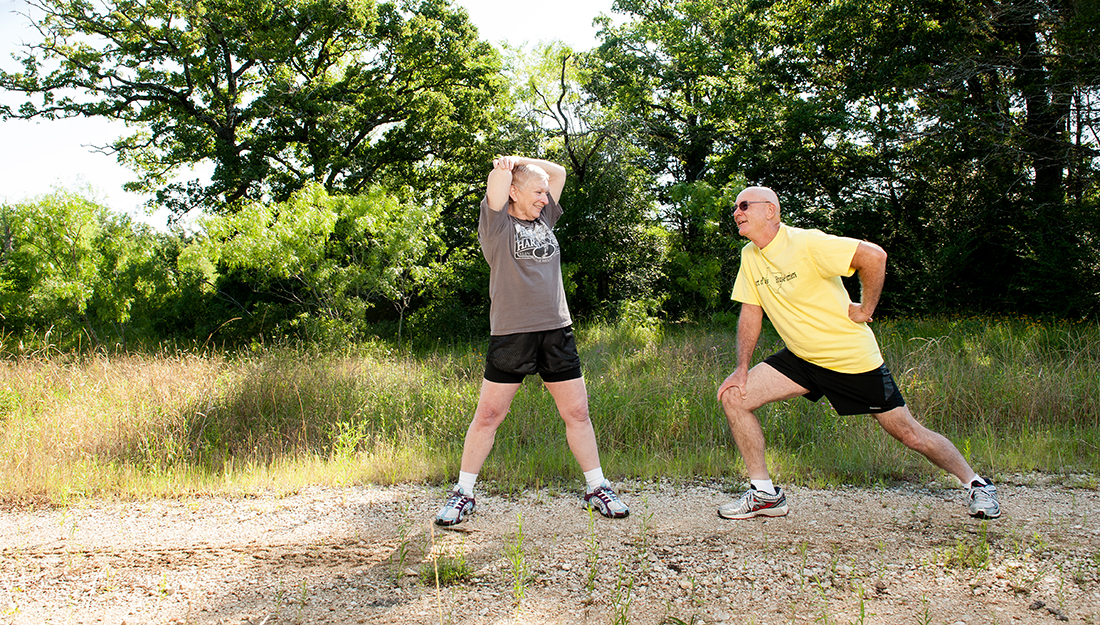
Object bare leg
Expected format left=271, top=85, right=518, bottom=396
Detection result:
left=872, top=405, right=976, bottom=484
left=719, top=363, right=808, bottom=479
left=458, top=379, right=521, bottom=474
left=543, top=377, right=601, bottom=472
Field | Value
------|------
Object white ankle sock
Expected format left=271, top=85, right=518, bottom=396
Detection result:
left=751, top=479, right=776, bottom=495
left=457, top=471, right=477, bottom=496
left=584, top=467, right=606, bottom=492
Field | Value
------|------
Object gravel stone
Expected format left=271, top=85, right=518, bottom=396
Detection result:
left=0, top=481, right=1097, bottom=624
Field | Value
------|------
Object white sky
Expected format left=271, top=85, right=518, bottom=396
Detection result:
left=0, top=0, right=618, bottom=226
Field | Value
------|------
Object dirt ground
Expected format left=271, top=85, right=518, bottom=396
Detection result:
left=0, top=477, right=1097, bottom=625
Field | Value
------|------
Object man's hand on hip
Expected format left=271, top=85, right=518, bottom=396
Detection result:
left=848, top=302, right=874, bottom=324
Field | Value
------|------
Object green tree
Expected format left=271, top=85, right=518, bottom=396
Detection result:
left=508, top=43, right=665, bottom=319
left=590, top=0, right=754, bottom=188
left=0, top=191, right=101, bottom=342
left=593, top=0, right=1099, bottom=317
left=189, top=184, right=442, bottom=343
left=0, top=189, right=183, bottom=348
left=587, top=1, right=763, bottom=317
left=87, top=212, right=187, bottom=347
left=762, top=0, right=1100, bottom=316
left=1, top=0, right=506, bottom=218
left=658, top=180, right=746, bottom=319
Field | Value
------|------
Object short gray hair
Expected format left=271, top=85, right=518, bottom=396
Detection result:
left=511, top=164, right=549, bottom=190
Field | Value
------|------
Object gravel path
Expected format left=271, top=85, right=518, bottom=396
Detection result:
left=0, top=479, right=1097, bottom=624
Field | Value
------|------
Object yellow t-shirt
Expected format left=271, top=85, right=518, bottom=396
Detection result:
left=732, top=224, right=883, bottom=373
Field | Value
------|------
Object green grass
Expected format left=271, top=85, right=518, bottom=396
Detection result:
left=0, top=316, right=1097, bottom=503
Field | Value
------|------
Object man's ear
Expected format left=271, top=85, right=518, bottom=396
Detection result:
left=508, top=184, right=519, bottom=202
left=766, top=201, right=778, bottom=220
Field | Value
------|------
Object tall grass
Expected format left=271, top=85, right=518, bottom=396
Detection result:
left=0, top=317, right=1097, bottom=503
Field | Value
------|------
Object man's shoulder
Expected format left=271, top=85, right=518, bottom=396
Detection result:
left=784, top=224, right=855, bottom=248
left=783, top=223, right=826, bottom=238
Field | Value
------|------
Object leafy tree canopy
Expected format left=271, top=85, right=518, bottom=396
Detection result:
left=0, top=189, right=184, bottom=347
left=185, top=183, right=443, bottom=342
left=1, top=0, right=508, bottom=218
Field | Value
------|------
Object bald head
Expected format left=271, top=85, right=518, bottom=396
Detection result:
left=733, top=185, right=783, bottom=247
left=737, top=186, right=781, bottom=217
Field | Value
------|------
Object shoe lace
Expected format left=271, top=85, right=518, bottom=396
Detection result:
left=602, top=486, right=622, bottom=503
left=590, top=485, right=622, bottom=506
left=970, top=484, right=997, bottom=505
left=445, top=490, right=470, bottom=509
left=735, top=488, right=757, bottom=511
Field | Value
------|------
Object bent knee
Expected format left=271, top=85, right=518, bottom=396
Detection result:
left=720, top=389, right=759, bottom=415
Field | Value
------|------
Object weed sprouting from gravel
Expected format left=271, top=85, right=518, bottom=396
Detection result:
left=942, top=522, right=991, bottom=570
left=421, top=527, right=471, bottom=587
left=636, top=496, right=654, bottom=573
left=850, top=583, right=875, bottom=625
left=915, top=595, right=934, bottom=625
left=294, top=580, right=309, bottom=622
left=609, top=561, right=635, bottom=625
left=389, top=505, right=416, bottom=585
left=584, top=506, right=599, bottom=601
left=504, top=512, right=531, bottom=603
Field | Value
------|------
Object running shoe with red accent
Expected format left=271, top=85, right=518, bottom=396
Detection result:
left=435, top=489, right=476, bottom=526
left=583, top=481, right=630, bottom=518
left=718, top=485, right=789, bottom=520
left=968, top=480, right=1001, bottom=519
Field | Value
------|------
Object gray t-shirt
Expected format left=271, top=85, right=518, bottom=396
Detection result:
left=478, top=195, right=572, bottom=335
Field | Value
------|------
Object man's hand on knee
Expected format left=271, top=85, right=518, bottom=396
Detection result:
left=718, top=369, right=749, bottom=403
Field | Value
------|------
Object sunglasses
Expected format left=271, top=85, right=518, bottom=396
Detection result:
left=737, top=200, right=771, bottom=211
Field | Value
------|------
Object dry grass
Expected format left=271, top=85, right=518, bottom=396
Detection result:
left=0, top=317, right=1097, bottom=504
left=0, top=352, right=225, bottom=500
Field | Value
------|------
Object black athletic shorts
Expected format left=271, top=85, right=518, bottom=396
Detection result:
left=763, top=348, right=906, bottom=416
left=484, top=326, right=583, bottom=384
